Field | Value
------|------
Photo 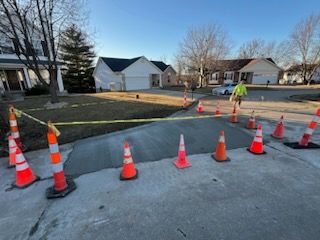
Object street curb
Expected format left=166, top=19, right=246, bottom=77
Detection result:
left=287, top=95, right=320, bottom=105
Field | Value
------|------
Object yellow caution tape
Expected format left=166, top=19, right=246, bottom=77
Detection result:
left=13, top=108, right=22, bottom=118
left=48, top=122, right=61, bottom=137
left=14, top=107, right=263, bottom=129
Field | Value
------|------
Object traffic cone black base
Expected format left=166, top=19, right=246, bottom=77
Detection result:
left=246, top=148, right=266, bottom=155
left=46, top=178, right=77, bottom=199
left=120, top=169, right=139, bottom=181
left=271, top=134, right=283, bottom=139
left=211, top=154, right=231, bottom=162
left=283, top=142, right=320, bottom=149
left=12, top=176, right=40, bottom=189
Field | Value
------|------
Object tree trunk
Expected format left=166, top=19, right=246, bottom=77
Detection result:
left=49, top=69, right=59, bottom=103
left=49, top=82, right=59, bottom=103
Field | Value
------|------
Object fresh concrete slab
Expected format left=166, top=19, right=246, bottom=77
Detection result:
left=65, top=114, right=253, bottom=177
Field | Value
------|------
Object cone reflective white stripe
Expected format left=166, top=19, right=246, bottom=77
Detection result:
left=9, top=147, right=16, bottom=154
left=15, top=153, right=25, bottom=164
left=124, top=147, right=131, bottom=156
left=253, top=137, right=263, bottom=143
left=123, top=145, right=133, bottom=164
left=219, top=135, right=225, bottom=142
left=52, top=162, right=64, bottom=173
left=179, top=134, right=185, bottom=151
left=123, top=156, right=133, bottom=164
left=9, top=139, right=16, bottom=153
left=313, top=116, right=320, bottom=123
left=10, top=120, right=17, bottom=126
left=49, top=143, right=59, bottom=154
left=305, top=128, right=314, bottom=135
left=16, top=162, right=29, bottom=171
left=12, top=132, right=20, bottom=138
left=256, top=130, right=262, bottom=136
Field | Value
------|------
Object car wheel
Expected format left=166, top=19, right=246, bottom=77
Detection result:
left=224, top=90, right=229, bottom=95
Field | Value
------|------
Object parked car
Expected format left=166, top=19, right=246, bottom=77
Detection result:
left=212, top=83, right=237, bottom=95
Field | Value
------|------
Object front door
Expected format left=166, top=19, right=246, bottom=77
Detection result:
left=6, top=70, right=21, bottom=90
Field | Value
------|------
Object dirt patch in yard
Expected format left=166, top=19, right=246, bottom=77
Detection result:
left=92, top=92, right=187, bottom=106
left=0, top=93, right=183, bottom=157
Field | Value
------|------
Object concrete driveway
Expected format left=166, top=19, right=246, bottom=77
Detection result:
left=65, top=111, right=252, bottom=177
left=65, top=88, right=319, bottom=177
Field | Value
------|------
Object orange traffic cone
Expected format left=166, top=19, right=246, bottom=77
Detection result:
left=46, top=125, right=76, bottom=199
left=8, top=105, right=23, bottom=149
left=197, top=101, right=204, bottom=113
left=14, top=147, right=39, bottom=188
left=212, top=131, right=230, bottom=162
left=272, top=116, right=284, bottom=139
left=229, top=107, right=238, bottom=123
left=215, top=102, right=221, bottom=116
left=173, top=134, right=192, bottom=169
left=299, top=108, right=320, bottom=146
left=246, top=111, right=256, bottom=129
left=247, top=124, right=266, bottom=154
left=120, top=141, right=138, bottom=180
left=8, top=136, right=16, bottom=168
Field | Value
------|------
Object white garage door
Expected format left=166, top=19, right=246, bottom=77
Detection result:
left=125, top=77, right=150, bottom=90
left=252, top=73, right=278, bottom=84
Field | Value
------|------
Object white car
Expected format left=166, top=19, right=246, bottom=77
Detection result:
left=212, top=83, right=237, bottom=95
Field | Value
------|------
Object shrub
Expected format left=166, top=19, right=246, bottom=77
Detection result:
left=25, top=85, right=49, bottom=96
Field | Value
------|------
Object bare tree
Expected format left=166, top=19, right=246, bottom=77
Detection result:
left=238, top=39, right=266, bottom=59
left=0, top=0, right=80, bottom=103
left=177, top=24, right=230, bottom=87
left=290, top=14, right=320, bottom=84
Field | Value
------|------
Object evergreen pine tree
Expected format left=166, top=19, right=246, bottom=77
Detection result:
left=60, top=24, right=96, bottom=92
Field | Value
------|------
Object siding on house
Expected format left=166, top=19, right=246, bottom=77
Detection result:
left=93, top=58, right=122, bottom=90
left=161, top=66, right=177, bottom=87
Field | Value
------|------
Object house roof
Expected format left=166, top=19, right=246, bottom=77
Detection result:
left=286, top=64, right=318, bottom=73
left=100, top=56, right=142, bottom=72
left=213, top=58, right=276, bottom=71
left=150, top=61, right=169, bottom=71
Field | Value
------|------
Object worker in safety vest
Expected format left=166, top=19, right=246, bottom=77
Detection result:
left=231, top=80, right=247, bottom=109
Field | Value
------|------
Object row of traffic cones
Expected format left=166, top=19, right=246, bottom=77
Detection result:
left=120, top=126, right=268, bottom=181
left=197, top=101, right=319, bottom=148
left=196, top=101, right=285, bottom=138
left=6, top=123, right=76, bottom=199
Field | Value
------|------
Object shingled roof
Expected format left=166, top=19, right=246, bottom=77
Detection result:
left=213, top=58, right=276, bottom=71
left=101, top=56, right=142, bottom=72
left=151, top=61, right=169, bottom=71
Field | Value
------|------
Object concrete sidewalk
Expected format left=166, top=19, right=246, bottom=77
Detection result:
left=0, top=142, right=319, bottom=240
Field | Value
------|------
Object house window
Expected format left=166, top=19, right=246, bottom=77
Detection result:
left=0, top=70, right=9, bottom=90
left=224, top=72, right=233, bottom=80
left=168, top=72, right=171, bottom=83
left=33, top=39, right=44, bottom=56
left=212, top=72, right=219, bottom=80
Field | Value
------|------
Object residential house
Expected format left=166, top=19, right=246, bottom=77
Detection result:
left=93, top=56, right=176, bottom=91
left=209, top=58, right=282, bottom=85
left=0, top=28, right=64, bottom=94
left=281, top=64, right=320, bottom=84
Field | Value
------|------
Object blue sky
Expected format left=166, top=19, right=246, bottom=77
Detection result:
left=88, top=0, right=320, bottom=64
